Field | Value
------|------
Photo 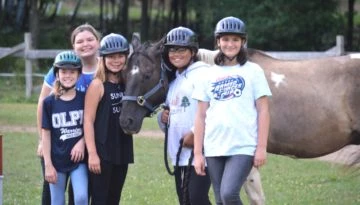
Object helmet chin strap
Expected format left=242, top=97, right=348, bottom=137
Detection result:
left=59, top=84, right=76, bottom=96
left=224, top=55, right=237, bottom=62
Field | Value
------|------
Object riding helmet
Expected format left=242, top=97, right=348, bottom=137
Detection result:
left=214, top=16, right=246, bottom=38
left=53, top=51, right=82, bottom=76
left=164, top=27, right=199, bottom=52
left=99, top=33, right=129, bottom=56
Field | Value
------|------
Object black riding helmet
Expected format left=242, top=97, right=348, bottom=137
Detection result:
left=99, top=33, right=129, bottom=56
left=53, top=51, right=82, bottom=76
left=164, top=26, right=199, bottom=53
left=214, top=16, right=246, bottom=38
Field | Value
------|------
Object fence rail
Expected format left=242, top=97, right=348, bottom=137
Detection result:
left=0, top=33, right=349, bottom=98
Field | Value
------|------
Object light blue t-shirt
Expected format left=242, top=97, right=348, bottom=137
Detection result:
left=44, top=67, right=95, bottom=92
left=192, top=62, right=272, bottom=157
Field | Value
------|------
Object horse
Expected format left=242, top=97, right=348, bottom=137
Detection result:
left=119, top=36, right=360, bottom=204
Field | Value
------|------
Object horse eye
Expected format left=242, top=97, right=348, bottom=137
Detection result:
left=144, top=73, right=151, bottom=80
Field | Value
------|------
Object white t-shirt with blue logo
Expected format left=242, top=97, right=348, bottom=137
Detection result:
left=192, top=62, right=272, bottom=157
left=44, top=67, right=95, bottom=92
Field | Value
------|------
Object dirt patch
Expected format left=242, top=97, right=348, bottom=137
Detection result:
left=1, top=124, right=164, bottom=138
left=1, top=125, right=37, bottom=133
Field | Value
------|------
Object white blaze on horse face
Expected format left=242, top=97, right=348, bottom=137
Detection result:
left=271, top=72, right=286, bottom=88
left=131, top=65, right=140, bottom=76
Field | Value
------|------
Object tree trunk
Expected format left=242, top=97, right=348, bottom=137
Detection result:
left=49, top=1, right=61, bottom=21
left=0, top=0, right=3, bottom=29
left=15, top=0, right=26, bottom=29
left=69, top=0, right=83, bottom=23
left=346, top=0, right=355, bottom=50
left=141, top=0, right=149, bottom=40
left=121, top=0, right=129, bottom=36
left=29, top=0, right=39, bottom=73
left=170, top=0, right=179, bottom=27
left=99, top=0, right=104, bottom=33
left=29, top=0, right=39, bottom=48
left=180, top=0, right=187, bottom=25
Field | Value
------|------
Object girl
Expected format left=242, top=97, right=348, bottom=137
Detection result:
left=193, top=16, right=272, bottom=205
left=158, top=26, right=212, bottom=205
left=36, top=23, right=100, bottom=205
left=42, top=51, right=88, bottom=205
left=84, top=33, right=134, bottom=204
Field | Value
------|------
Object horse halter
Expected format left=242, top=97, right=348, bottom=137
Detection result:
left=121, top=54, right=171, bottom=117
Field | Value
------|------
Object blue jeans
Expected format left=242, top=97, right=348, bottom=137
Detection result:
left=49, top=163, right=88, bottom=205
left=206, top=155, right=253, bottom=205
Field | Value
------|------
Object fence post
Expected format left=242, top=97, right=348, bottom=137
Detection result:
left=336, top=35, right=345, bottom=56
left=24, top=32, right=33, bottom=98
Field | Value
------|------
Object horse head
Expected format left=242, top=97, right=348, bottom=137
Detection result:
left=120, top=36, right=173, bottom=134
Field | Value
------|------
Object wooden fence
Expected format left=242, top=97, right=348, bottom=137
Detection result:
left=0, top=33, right=348, bottom=98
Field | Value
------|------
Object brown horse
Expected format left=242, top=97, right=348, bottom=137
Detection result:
left=249, top=49, right=360, bottom=159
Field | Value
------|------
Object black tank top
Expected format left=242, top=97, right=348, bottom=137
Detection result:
left=94, top=82, right=134, bottom=165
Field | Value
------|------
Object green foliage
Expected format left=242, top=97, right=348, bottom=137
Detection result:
left=191, top=0, right=344, bottom=50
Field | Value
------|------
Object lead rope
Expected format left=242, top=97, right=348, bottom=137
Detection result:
left=163, top=105, right=193, bottom=205
left=181, top=150, right=194, bottom=205
left=163, top=106, right=183, bottom=175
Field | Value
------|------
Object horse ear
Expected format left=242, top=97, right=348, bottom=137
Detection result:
left=131, top=32, right=142, bottom=53
left=153, top=35, right=166, bottom=52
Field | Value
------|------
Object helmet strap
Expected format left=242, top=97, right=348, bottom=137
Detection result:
left=58, top=84, right=76, bottom=96
left=224, top=55, right=237, bottom=62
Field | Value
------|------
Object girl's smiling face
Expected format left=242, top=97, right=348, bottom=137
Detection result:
left=57, top=68, right=80, bottom=89
left=105, top=53, right=127, bottom=73
left=217, top=34, right=244, bottom=59
left=73, top=30, right=100, bottom=59
left=168, top=46, right=193, bottom=72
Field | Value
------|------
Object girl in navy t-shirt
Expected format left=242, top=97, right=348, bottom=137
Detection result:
left=42, top=51, right=88, bottom=205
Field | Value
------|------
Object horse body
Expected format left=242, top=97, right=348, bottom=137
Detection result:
left=249, top=50, right=360, bottom=158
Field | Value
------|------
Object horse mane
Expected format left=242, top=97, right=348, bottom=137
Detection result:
left=134, top=38, right=164, bottom=54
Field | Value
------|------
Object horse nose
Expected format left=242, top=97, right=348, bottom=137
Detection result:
left=120, top=117, right=133, bottom=128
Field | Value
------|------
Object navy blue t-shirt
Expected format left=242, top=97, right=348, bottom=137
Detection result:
left=42, top=91, right=85, bottom=172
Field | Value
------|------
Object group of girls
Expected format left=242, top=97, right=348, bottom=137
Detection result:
left=37, top=15, right=271, bottom=205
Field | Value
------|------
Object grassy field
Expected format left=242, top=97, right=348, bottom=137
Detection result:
left=0, top=103, right=359, bottom=205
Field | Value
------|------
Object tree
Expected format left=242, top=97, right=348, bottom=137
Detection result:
left=190, top=0, right=343, bottom=50
left=346, top=0, right=356, bottom=50
left=141, top=0, right=149, bottom=40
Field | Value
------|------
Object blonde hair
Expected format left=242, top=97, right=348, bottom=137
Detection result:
left=94, top=58, right=107, bottom=82
left=53, top=79, right=63, bottom=99
left=71, top=23, right=101, bottom=45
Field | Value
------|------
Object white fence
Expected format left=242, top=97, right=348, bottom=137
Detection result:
left=0, top=33, right=348, bottom=98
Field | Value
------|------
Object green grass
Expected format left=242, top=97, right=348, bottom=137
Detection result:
left=1, top=103, right=360, bottom=204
